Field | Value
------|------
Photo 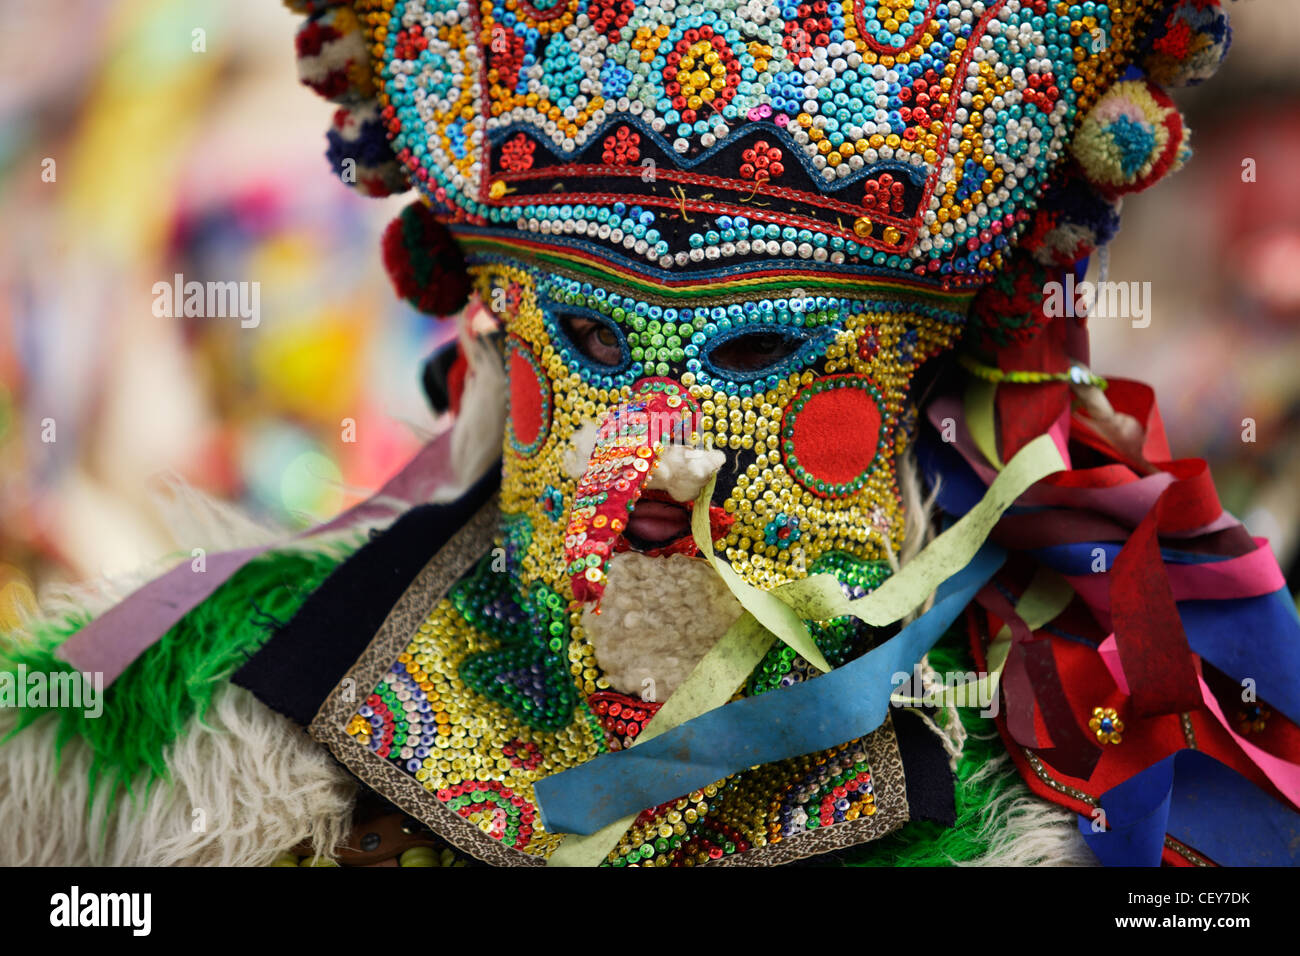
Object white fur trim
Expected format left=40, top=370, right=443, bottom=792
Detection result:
left=0, top=683, right=356, bottom=866
left=2, top=481, right=358, bottom=866
left=439, top=334, right=507, bottom=502
left=898, top=446, right=935, bottom=570
left=952, top=750, right=1097, bottom=866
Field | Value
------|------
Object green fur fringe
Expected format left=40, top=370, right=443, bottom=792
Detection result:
left=835, top=635, right=1024, bottom=866
left=0, top=543, right=356, bottom=811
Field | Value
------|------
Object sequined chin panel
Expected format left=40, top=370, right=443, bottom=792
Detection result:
left=333, top=493, right=915, bottom=864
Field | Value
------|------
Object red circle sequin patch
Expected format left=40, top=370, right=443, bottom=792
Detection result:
left=783, top=376, right=884, bottom=495
left=507, top=337, right=551, bottom=456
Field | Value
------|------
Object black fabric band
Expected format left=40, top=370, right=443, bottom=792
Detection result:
left=892, top=708, right=958, bottom=828
left=233, top=462, right=501, bottom=726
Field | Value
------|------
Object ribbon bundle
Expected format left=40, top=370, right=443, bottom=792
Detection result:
left=918, top=309, right=1300, bottom=865
left=538, top=347, right=1300, bottom=866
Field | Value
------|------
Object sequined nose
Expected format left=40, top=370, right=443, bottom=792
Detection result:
left=563, top=379, right=698, bottom=606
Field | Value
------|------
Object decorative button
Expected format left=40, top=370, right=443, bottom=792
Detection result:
left=1089, top=706, right=1124, bottom=745
left=1236, top=703, right=1270, bottom=735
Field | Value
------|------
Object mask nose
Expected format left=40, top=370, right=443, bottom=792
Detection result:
left=563, top=378, right=699, bottom=607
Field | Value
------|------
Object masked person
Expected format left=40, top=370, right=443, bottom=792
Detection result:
left=4, top=0, right=1298, bottom=868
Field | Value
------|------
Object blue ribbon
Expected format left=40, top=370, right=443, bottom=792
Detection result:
left=918, top=432, right=987, bottom=517
left=1177, top=591, right=1300, bottom=727
left=1081, top=749, right=1300, bottom=866
left=535, top=544, right=1006, bottom=836
left=1029, top=541, right=1231, bottom=571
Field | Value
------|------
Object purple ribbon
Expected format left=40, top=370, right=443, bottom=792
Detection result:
left=56, top=428, right=458, bottom=685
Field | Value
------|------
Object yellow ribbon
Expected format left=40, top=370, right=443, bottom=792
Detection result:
left=889, top=565, right=1074, bottom=708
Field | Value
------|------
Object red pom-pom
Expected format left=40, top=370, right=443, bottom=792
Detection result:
left=381, top=202, right=470, bottom=317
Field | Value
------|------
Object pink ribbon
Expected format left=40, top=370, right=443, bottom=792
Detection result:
left=926, top=396, right=1242, bottom=537
left=1066, top=537, right=1285, bottom=622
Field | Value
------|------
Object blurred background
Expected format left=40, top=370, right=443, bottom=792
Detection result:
left=0, top=0, right=450, bottom=627
left=0, top=0, right=1297, bottom=627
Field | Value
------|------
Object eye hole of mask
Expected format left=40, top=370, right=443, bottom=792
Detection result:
left=559, top=313, right=625, bottom=368
left=707, top=329, right=805, bottom=374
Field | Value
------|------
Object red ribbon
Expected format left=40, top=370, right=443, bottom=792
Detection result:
left=1110, top=459, right=1222, bottom=718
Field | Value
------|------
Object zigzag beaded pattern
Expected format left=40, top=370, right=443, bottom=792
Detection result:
left=353, top=0, right=1164, bottom=281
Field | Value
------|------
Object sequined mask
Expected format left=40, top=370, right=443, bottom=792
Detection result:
left=470, top=254, right=964, bottom=696
left=361, top=0, right=1161, bottom=686
left=312, top=0, right=1191, bottom=863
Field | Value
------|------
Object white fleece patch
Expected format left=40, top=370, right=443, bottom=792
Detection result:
left=0, top=682, right=356, bottom=866
left=582, top=552, right=743, bottom=700
left=645, top=444, right=727, bottom=502
left=947, top=754, right=1098, bottom=866
left=564, top=421, right=601, bottom=479
left=444, top=335, right=508, bottom=500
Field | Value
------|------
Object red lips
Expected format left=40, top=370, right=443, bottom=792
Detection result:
left=617, top=490, right=734, bottom=557
left=625, top=495, right=691, bottom=545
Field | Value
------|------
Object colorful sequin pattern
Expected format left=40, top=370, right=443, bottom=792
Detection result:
left=481, top=256, right=964, bottom=594
left=292, top=0, right=1230, bottom=866
left=340, top=251, right=962, bottom=862
left=344, top=552, right=891, bottom=864
left=346, top=556, right=603, bottom=859
left=354, top=0, right=1162, bottom=279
